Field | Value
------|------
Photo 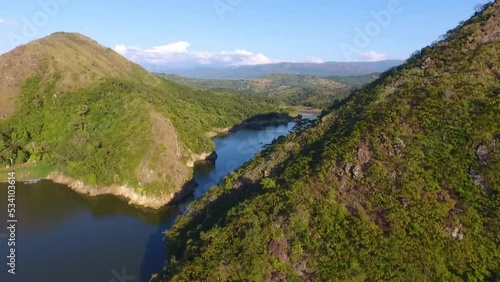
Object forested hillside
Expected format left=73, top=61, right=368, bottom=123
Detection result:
left=0, top=32, right=280, bottom=198
left=159, top=73, right=379, bottom=109
left=161, top=2, right=500, bottom=280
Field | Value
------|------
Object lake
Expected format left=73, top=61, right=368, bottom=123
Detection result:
left=0, top=115, right=316, bottom=282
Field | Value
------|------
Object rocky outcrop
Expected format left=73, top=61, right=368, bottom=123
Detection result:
left=357, top=146, right=371, bottom=164
left=186, top=151, right=218, bottom=167
left=444, top=224, right=465, bottom=241
left=421, top=57, right=433, bottom=69
left=46, top=172, right=197, bottom=209
left=476, top=143, right=489, bottom=163
left=344, top=162, right=363, bottom=180
left=469, top=166, right=486, bottom=190
left=268, top=236, right=289, bottom=263
left=393, top=138, right=405, bottom=156
left=467, top=1, right=500, bottom=50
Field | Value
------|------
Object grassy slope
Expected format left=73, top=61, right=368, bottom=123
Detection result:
left=162, top=3, right=500, bottom=281
left=0, top=163, right=54, bottom=181
left=0, top=32, right=281, bottom=196
left=158, top=73, right=379, bottom=109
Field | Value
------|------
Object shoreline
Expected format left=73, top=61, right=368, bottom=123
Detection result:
left=44, top=172, right=193, bottom=209
left=206, top=127, right=231, bottom=138
left=0, top=170, right=198, bottom=210
left=0, top=110, right=313, bottom=209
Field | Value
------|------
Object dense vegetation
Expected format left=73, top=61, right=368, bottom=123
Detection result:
left=160, top=3, right=500, bottom=281
left=0, top=33, right=281, bottom=194
left=159, top=73, right=379, bottom=109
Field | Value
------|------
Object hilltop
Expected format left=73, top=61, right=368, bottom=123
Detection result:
left=162, top=2, right=500, bottom=280
left=0, top=32, right=153, bottom=119
left=0, top=32, right=281, bottom=207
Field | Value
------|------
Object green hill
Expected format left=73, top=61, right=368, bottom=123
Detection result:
left=158, top=73, right=379, bottom=109
left=161, top=2, right=500, bottom=280
left=0, top=32, right=281, bottom=203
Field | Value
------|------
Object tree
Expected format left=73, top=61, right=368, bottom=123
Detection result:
left=474, top=3, right=485, bottom=13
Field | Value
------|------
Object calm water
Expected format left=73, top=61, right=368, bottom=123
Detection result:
left=0, top=116, right=315, bottom=282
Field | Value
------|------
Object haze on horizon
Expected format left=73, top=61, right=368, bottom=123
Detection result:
left=0, top=0, right=486, bottom=69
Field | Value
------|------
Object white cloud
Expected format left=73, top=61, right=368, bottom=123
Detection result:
left=306, top=57, right=324, bottom=64
left=358, top=51, right=387, bottom=62
left=114, top=41, right=278, bottom=68
left=0, top=18, right=15, bottom=25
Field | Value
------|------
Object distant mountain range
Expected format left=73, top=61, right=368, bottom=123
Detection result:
left=157, top=60, right=404, bottom=79
left=159, top=73, right=380, bottom=109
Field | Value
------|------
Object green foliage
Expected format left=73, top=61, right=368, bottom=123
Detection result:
left=0, top=163, right=54, bottom=181
left=0, top=74, right=279, bottom=189
left=161, top=4, right=500, bottom=281
left=260, top=178, right=277, bottom=189
left=158, top=73, right=378, bottom=109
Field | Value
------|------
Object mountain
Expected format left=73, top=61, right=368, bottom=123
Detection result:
left=159, top=73, right=380, bottom=109
left=161, top=2, right=500, bottom=280
left=0, top=32, right=281, bottom=207
left=160, top=60, right=404, bottom=79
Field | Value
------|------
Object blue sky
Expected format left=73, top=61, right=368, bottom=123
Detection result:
left=0, top=0, right=486, bottom=67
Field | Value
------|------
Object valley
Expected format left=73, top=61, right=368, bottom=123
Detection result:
left=0, top=1, right=499, bottom=282
left=157, top=73, right=380, bottom=109
left=0, top=32, right=290, bottom=208
left=0, top=114, right=316, bottom=282
left=160, top=3, right=500, bottom=281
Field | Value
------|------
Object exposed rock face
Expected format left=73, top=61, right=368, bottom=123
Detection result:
left=444, top=225, right=465, bottom=241
left=476, top=143, right=489, bottom=163
left=137, top=111, right=190, bottom=189
left=186, top=151, right=218, bottom=167
left=469, top=166, right=486, bottom=190
left=393, top=138, right=405, bottom=155
left=268, top=236, right=289, bottom=263
left=270, top=272, right=286, bottom=282
left=352, top=164, right=363, bottom=179
left=467, top=1, right=500, bottom=50
left=46, top=172, right=192, bottom=209
left=293, top=260, right=310, bottom=279
left=345, top=163, right=354, bottom=175
left=345, top=162, right=363, bottom=179
left=357, top=146, right=371, bottom=164
left=421, top=57, right=433, bottom=69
